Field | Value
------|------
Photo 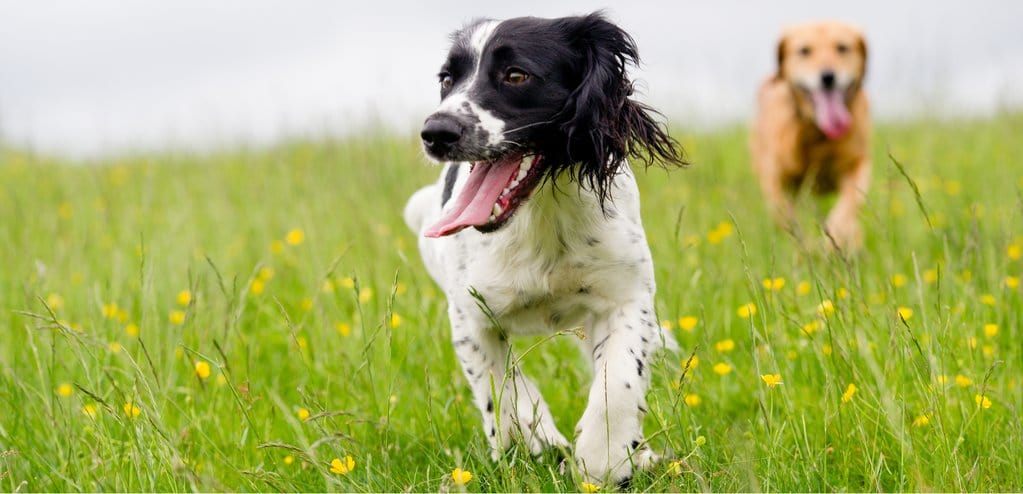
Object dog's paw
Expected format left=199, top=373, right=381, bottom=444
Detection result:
left=487, top=413, right=569, bottom=460
left=574, top=427, right=659, bottom=484
left=824, top=215, right=862, bottom=252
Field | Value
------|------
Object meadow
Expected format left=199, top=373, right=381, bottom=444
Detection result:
left=0, top=115, right=1021, bottom=492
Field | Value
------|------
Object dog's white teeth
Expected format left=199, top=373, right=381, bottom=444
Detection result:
left=509, top=179, right=520, bottom=189
left=519, top=156, right=533, bottom=171
left=516, top=167, right=528, bottom=181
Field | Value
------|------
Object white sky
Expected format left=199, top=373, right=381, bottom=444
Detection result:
left=1, top=0, right=1021, bottom=156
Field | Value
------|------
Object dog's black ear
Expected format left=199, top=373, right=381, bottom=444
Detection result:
left=557, top=12, right=686, bottom=206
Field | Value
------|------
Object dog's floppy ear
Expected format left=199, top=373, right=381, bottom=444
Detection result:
left=855, top=32, right=868, bottom=79
left=556, top=12, right=685, bottom=206
left=775, top=34, right=788, bottom=79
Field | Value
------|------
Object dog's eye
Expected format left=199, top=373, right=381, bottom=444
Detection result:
left=836, top=43, right=849, bottom=54
left=439, top=73, right=454, bottom=90
left=798, top=45, right=812, bottom=57
left=503, top=68, right=529, bottom=85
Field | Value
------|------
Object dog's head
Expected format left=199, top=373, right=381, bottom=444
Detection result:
left=776, top=21, right=867, bottom=140
left=420, top=13, right=684, bottom=237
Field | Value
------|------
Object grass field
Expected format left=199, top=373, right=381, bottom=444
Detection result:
left=1, top=115, right=1021, bottom=492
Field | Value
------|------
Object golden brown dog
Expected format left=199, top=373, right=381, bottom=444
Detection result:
left=751, top=21, right=870, bottom=251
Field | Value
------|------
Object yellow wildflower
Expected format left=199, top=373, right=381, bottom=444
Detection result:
left=936, top=375, right=948, bottom=385
left=57, top=383, right=73, bottom=397
left=340, top=277, right=356, bottom=289
left=802, top=320, right=821, bottom=335
left=923, top=269, right=938, bottom=284
left=195, top=360, right=211, bottom=380
left=975, top=394, right=992, bottom=409
left=108, top=341, right=122, bottom=353
left=891, top=274, right=907, bottom=287
left=395, top=282, right=408, bottom=295
left=695, top=435, right=706, bottom=446
left=715, top=339, right=736, bottom=352
left=979, top=293, right=996, bottom=306
left=125, top=323, right=140, bottom=337
left=761, top=374, right=783, bottom=388
left=285, top=228, right=305, bottom=246
left=258, top=267, right=275, bottom=281
left=667, top=460, right=683, bottom=476
left=46, top=293, right=64, bottom=310
left=897, top=307, right=914, bottom=321
left=841, top=383, right=857, bottom=403
left=270, top=240, right=285, bottom=254
left=1009, top=244, right=1022, bottom=261
left=822, top=344, right=833, bottom=356
left=336, top=322, right=352, bottom=337
left=943, top=180, right=961, bottom=196
left=250, top=279, right=265, bottom=295
left=283, top=455, right=294, bottom=465
left=321, top=280, right=335, bottom=293
left=177, top=290, right=192, bottom=306
left=216, top=375, right=227, bottom=386
left=102, top=303, right=120, bottom=319
left=967, top=336, right=977, bottom=349
left=297, top=407, right=311, bottom=421
left=683, top=355, right=700, bottom=370
left=581, top=482, right=600, bottom=493
left=762, top=277, right=786, bottom=291
left=389, top=313, right=402, bottom=328
left=169, top=310, right=186, bottom=325
left=300, top=298, right=314, bottom=311
left=684, top=393, right=701, bottom=406
left=912, top=415, right=930, bottom=427
left=81, top=404, right=98, bottom=418
left=123, top=402, right=141, bottom=418
left=954, top=375, right=972, bottom=387
left=737, top=303, right=757, bottom=319
left=678, top=316, right=698, bottom=332
left=797, top=281, right=811, bottom=296
left=1006, top=276, right=1020, bottom=289
left=330, top=455, right=355, bottom=475
left=451, top=468, right=473, bottom=485
left=358, top=287, right=373, bottom=303
left=817, top=300, right=835, bottom=317
left=837, top=287, right=849, bottom=299
left=713, top=362, right=732, bottom=375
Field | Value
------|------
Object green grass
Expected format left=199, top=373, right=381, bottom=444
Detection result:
left=1, top=115, right=1021, bottom=492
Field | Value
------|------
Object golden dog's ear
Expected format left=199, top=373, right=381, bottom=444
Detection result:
left=775, top=35, right=787, bottom=79
left=856, top=33, right=868, bottom=79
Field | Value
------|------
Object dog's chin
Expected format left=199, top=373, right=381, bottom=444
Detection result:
left=423, top=152, right=546, bottom=238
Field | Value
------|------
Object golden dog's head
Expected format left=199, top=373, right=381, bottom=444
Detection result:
left=776, top=21, right=867, bottom=139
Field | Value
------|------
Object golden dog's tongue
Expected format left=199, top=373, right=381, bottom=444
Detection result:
left=424, top=154, right=522, bottom=238
left=811, top=89, right=853, bottom=139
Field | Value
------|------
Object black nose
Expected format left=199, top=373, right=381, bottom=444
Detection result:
left=821, top=70, right=836, bottom=90
left=421, top=115, right=463, bottom=148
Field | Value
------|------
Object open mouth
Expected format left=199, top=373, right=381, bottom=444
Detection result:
left=808, top=88, right=853, bottom=139
left=424, top=153, right=544, bottom=237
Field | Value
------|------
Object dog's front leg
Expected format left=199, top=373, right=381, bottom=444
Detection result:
left=825, top=158, right=870, bottom=251
left=574, top=301, right=660, bottom=484
left=449, top=305, right=568, bottom=459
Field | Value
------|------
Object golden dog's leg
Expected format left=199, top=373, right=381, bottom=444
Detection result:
left=824, top=158, right=870, bottom=251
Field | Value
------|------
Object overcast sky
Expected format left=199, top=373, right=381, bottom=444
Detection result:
left=1, top=1, right=1021, bottom=156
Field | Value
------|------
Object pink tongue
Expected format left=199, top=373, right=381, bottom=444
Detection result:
left=811, top=89, right=853, bottom=139
left=424, top=155, right=522, bottom=237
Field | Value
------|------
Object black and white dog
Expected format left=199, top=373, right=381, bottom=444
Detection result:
left=404, top=13, right=685, bottom=483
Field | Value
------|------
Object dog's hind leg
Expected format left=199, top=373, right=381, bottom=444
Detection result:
left=449, top=305, right=568, bottom=459
left=574, top=300, right=662, bottom=483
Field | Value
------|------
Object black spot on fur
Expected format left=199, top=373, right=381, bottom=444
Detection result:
left=441, top=163, right=460, bottom=206
left=636, top=358, right=644, bottom=376
left=486, top=398, right=493, bottom=412
left=631, top=440, right=640, bottom=449
left=625, top=382, right=631, bottom=389
left=578, top=286, right=590, bottom=294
